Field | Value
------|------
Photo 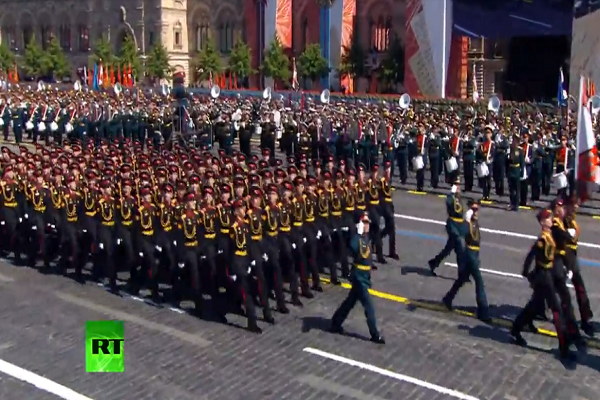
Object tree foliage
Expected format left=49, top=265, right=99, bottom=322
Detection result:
left=90, top=38, right=115, bottom=67
left=43, top=37, right=71, bottom=79
left=261, top=35, right=290, bottom=83
left=297, top=43, right=329, bottom=81
left=23, top=36, right=46, bottom=78
left=378, top=37, right=405, bottom=87
left=228, top=41, right=253, bottom=79
left=338, top=33, right=367, bottom=78
left=193, top=38, right=222, bottom=81
left=145, top=43, right=172, bottom=80
left=0, top=43, right=15, bottom=74
left=117, top=34, right=142, bottom=81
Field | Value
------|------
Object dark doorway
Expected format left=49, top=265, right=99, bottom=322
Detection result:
left=503, top=35, right=570, bottom=102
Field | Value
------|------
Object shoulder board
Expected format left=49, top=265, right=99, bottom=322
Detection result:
left=264, top=205, right=270, bottom=211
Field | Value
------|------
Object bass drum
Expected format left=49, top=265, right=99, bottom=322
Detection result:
left=412, top=155, right=424, bottom=170
left=444, top=156, right=458, bottom=172
left=475, top=162, right=489, bottom=177
left=554, top=172, right=568, bottom=189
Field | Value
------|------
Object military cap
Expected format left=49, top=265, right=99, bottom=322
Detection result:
left=52, top=167, right=62, bottom=176
left=262, top=148, right=271, bottom=156
left=185, top=193, right=196, bottom=202
left=122, top=179, right=133, bottom=187
left=359, top=213, right=370, bottom=223
left=220, top=184, right=231, bottom=194
left=287, top=156, right=296, bottom=165
left=18, top=145, right=29, bottom=154
left=335, top=170, right=344, bottom=179
left=3, top=165, right=13, bottom=173
left=233, top=199, right=245, bottom=209
left=536, top=208, right=552, bottom=222
left=139, top=171, right=151, bottom=181
left=294, top=176, right=304, bottom=186
left=307, top=176, right=317, bottom=185
left=233, top=177, right=245, bottom=187
left=250, top=186, right=262, bottom=197
left=467, top=199, right=479, bottom=208
left=99, top=179, right=111, bottom=188
left=357, top=164, right=365, bottom=172
left=176, top=180, right=188, bottom=191
left=275, top=168, right=286, bottom=178
left=205, top=170, right=215, bottom=179
left=250, top=154, right=259, bottom=163
left=267, top=184, right=278, bottom=194
left=121, top=164, right=132, bottom=174
left=249, top=174, right=260, bottom=185
left=1, top=146, right=10, bottom=154
left=16, top=156, right=24, bottom=163
left=372, top=164, right=379, bottom=171
left=262, top=170, right=273, bottom=179
left=183, top=161, right=194, bottom=171
left=204, top=186, right=214, bottom=195
left=323, top=171, right=332, bottom=180
left=247, top=162, right=258, bottom=171
left=189, top=174, right=201, bottom=185
left=163, top=183, right=174, bottom=193
left=274, top=159, right=283, bottom=167
left=287, top=166, right=298, bottom=175
left=33, top=170, right=43, bottom=178
left=221, top=169, right=231, bottom=178
left=384, top=160, right=392, bottom=168
left=551, top=198, right=564, bottom=210
left=298, top=161, right=307, bottom=170
left=237, top=154, right=247, bottom=163
left=327, top=155, right=334, bottom=163
left=259, top=160, right=269, bottom=169
left=283, top=181, right=294, bottom=191
left=66, top=174, right=76, bottom=184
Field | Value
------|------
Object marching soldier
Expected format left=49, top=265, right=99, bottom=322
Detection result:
left=60, top=174, right=81, bottom=274
left=97, top=178, right=117, bottom=291
left=115, top=178, right=136, bottom=292
left=380, top=161, right=398, bottom=260
left=519, top=130, right=533, bottom=207
left=507, top=135, right=524, bottom=211
left=462, top=128, right=476, bottom=192
left=330, top=213, right=385, bottom=344
left=476, top=126, right=494, bottom=201
left=135, top=187, right=160, bottom=302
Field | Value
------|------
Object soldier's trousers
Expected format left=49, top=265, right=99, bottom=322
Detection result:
left=513, top=268, right=568, bottom=354
left=565, top=250, right=593, bottom=323
left=200, top=239, right=218, bottom=299
left=395, top=150, right=408, bottom=184
left=368, top=206, right=384, bottom=260
left=278, top=232, right=300, bottom=297
left=263, top=235, right=286, bottom=308
left=493, top=158, right=505, bottom=196
left=519, top=176, right=529, bottom=206
left=26, top=213, right=46, bottom=267
left=430, top=226, right=465, bottom=271
left=479, top=174, right=492, bottom=199
left=96, top=225, right=115, bottom=284
left=114, top=227, right=134, bottom=289
left=416, top=168, right=425, bottom=191
left=249, top=241, right=273, bottom=320
left=380, top=202, right=397, bottom=256
left=180, top=246, right=202, bottom=311
left=230, top=255, right=259, bottom=329
left=331, top=278, right=380, bottom=338
left=60, top=222, right=79, bottom=272
left=137, top=235, right=159, bottom=296
left=0, top=207, right=19, bottom=256
left=301, top=225, right=321, bottom=290
left=315, top=221, right=335, bottom=276
left=290, top=229, right=311, bottom=295
left=429, top=156, right=440, bottom=188
left=443, top=249, right=488, bottom=319
left=508, top=177, right=520, bottom=209
left=463, top=159, right=474, bottom=192
left=531, top=166, right=542, bottom=201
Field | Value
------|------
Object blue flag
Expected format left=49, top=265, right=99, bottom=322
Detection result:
left=557, top=67, right=567, bottom=106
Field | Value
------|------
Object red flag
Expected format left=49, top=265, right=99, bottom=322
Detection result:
left=233, top=73, right=237, bottom=89
left=576, top=76, right=600, bottom=203
left=117, top=65, right=121, bottom=84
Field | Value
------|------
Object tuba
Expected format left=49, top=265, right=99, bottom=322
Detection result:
left=320, top=89, right=330, bottom=104
left=74, top=80, right=82, bottom=92
left=263, top=86, right=272, bottom=102
left=114, top=83, right=122, bottom=97
left=488, top=95, right=501, bottom=113
left=37, top=80, right=46, bottom=92
left=232, top=108, right=242, bottom=131
left=161, top=83, right=170, bottom=97
left=210, top=84, right=220, bottom=99
left=590, top=95, right=600, bottom=115
left=399, top=93, right=411, bottom=109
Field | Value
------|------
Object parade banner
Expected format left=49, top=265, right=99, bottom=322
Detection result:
left=569, top=0, right=600, bottom=100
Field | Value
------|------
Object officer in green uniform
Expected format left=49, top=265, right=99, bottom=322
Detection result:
left=507, top=134, right=524, bottom=211
left=541, top=130, right=556, bottom=196
left=462, top=129, right=477, bottom=192
left=12, top=105, right=24, bottom=144
left=442, top=200, right=490, bottom=322
left=394, top=129, right=409, bottom=184
left=75, top=115, right=88, bottom=141
left=428, top=178, right=466, bottom=275
left=1, top=104, right=10, bottom=141
left=428, top=132, right=442, bottom=189
left=493, top=131, right=508, bottom=196
left=531, top=131, right=545, bottom=201
left=330, top=213, right=385, bottom=344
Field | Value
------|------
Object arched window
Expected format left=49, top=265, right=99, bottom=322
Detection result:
left=173, top=22, right=182, bottom=49
left=196, top=21, right=209, bottom=51
left=59, top=24, right=71, bottom=51
left=3, top=26, right=16, bottom=50
left=78, top=24, right=89, bottom=52
left=22, top=26, right=33, bottom=48
left=219, top=21, right=234, bottom=53
left=301, top=17, right=308, bottom=52
left=41, top=25, right=51, bottom=49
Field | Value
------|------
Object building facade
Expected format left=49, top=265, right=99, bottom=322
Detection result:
left=0, top=0, right=499, bottom=98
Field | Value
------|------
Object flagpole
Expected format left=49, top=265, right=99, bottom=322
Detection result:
left=575, top=74, right=584, bottom=181
left=440, top=0, right=447, bottom=99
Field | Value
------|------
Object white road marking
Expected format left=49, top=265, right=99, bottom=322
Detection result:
left=444, top=262, right=575, bottom=289
left=303, top=347, right=480, bottom=400
left=0, top=359, right=94, bottom=400
left=395, top=214, right=600, bottom=250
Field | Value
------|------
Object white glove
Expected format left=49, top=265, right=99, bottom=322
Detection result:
left=0, top=221, right=5, bottom=226
left=251, top=260, right=256, bottom=266
left=200, top=255, right=207, bottom=260
left=218, top=249, right=223, bottom=254
left=342, top=227, right=349, bottom=232
left=82, top=229, right=87, bottom=233
left=139, top=252, right=144, bottom=257
left=451, top=185, right=458, bottom=194
left=247, top=267, right=252, bottom=274
left=50, top=224, right=55, bottom=230
left=31, top=225, right=37, bottom=231
left=99, top=243, right=104, bottom=250
left=465, top=209, right=473, bottom=222
left=173, top=240, right=177, bottom=246
left=292, top=243, right=296, bottom=249
left=357, top=221, right=364, bottom=235
left=567, top=270, right=573, bottom=280
left=24, top=213, right=28, bottom=219
left=303, top=237, right=307, bottom=243
left=317, top=230, right=322, bottom=239
left=567, top=228, right=576, bottom=237
left=262, top=253, right=268, bottom=261
left=178, top=262, right=185, bottom=269
left=231, top=275, right=237, bottom=282
left=18, top=218, right=22, bottom=223
left=117, top=238, right=122, bottom=245
left=332, top=228, right=337, bottom=232
left=155, top=245, right=162, bottom=252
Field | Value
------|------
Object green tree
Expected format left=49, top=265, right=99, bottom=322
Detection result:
left=145, top=43, right=172, bottom=81
left=43, top=37, right=71, bottom=79
left=338, top=33, right=367, bottom=79
left=0, top=43, right=16, bottom=75
left=117, top=34, right=142, bottom=82
left=193, top=38, right=222, bottom=82
left=228, top=41, right=253, bottom=80
left=261, top=35, right=290, bottom=87
left=23, top=36, right=46, bottom=78
left=378, top=37, right=405, bottom=89
left=297, top=43, right=329, bottom=83
left=90, top=38, right=115, bottom=68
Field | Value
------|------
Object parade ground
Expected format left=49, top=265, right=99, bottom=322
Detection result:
left=0, top=189, right=600, bottom=400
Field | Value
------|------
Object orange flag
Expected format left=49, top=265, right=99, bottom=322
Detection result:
left=88, top=68, right=93, bottom=86
left=13, top=65, right=18, bottom=83
left=110, top=66, right=115, bottom=85
left=8, top=69, right=12, bottom=83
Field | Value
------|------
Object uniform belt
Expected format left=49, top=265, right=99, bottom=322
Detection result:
left=293, top=222, right=303, bottom=227
left=567, top=244, right=578, bottom=250
left=332, top=211, right=342, bottom=216
left=369, top=201, right=379, bottom=205
left=451, top=217, right=463, bottom=223
left=3, top=202, right=17, bottom=207
left=345, top=207, right=355, bottom=211
left=234, top=250, right=247, bottom=256
left=251, top=235, right=262, bottom=240
left=306, top=217, right=315, bottom=222
left=357, top=205, right=366, bottom=210
left=101, top=221, right=114, bottom=227
left=34, top=206, right=46, bottom=212
left=537, top=262, right=553, bottom=269
left=163, top=226, right=172, bottom=232
left=184, top=240, right=198, bottom=247
left=205, top=233, right=216, bottom=239
left=280, top=226, right=291, bottom=232
left=319, top=213, right=328, bottom=218
left=122, top=220, right=133, bottom=226
left=267, top=231, right=278, bottom=237
left=142, top=230, right=154, bottom=236
left=511, top=163, right=520, bottom=167
left=220, top=228, right=230, bottom=234
left=557, top=250, right=566, bottom=255
left=85, top=211, right=97, bottom=217
left=467, top=245, right=480, bottom=251
left=384, top=198, right=392, bottom=203
left=355, top=264, right=371, bottom=271
left=67, top=216, right=78, bottom=222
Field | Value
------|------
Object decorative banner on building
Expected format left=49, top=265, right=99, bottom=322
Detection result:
left=569, top=0, right=600, bottom=101
left=404, top=0, right=453, bottom=97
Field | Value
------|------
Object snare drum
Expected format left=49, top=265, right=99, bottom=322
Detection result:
left=412, top=155, right=424, bottom=170
left=475, top=162, right=489, bottom=177
left=444, top=156, right=458, bottom=172
left=554, top=172, right=568, bottom=189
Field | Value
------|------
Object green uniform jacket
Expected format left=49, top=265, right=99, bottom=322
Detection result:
left=349, top=234, right=372, bottom=287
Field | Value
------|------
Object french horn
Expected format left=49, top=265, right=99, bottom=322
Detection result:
left=263, top=86, right=272, bottom=102
left=73, top=80, right=82, bottom=92
left=210, top=84, right=220, bottom=99
left=590, top=95, right=600, bottom=115
left=399, top=93, right=411, bottom=109
left=488, top=96, right=501, bottom=113
left=114, top=83, right=122, bottom=97
left=320, top=89, right=330, bottom=104
left=37, top=80, right=46, bottom=92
